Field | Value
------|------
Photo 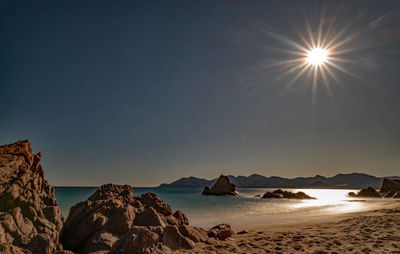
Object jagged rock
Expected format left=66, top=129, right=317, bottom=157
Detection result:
left=207, top=224, right=233, bottom=240
left=62, top=183, right=228, bottom=253
left=348, top=187, right=381, bottom=198
left=202, top=175, right=238, bottom=196
left=0, top=140, right=63, bottom=254
left=261, top=189, right=315, bottom=199
left=162, top=225, right=195, bottom=250
left=134, top=207, right=166, bottom=227
left=178, top=225, right=208, bottom=243
left=173, top=210, right=188, bottom=226
left=380, top=178, right=400, bottom=196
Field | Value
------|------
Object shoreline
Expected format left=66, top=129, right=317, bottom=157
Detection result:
left=178, top=204, right=400, bottom=253
left=230, top=200, right=400, bottom=230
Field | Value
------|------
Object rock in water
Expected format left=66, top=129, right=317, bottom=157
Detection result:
left=202, top=175, right=238, bottom=196
left=261, top=189, right=315, bottom=199
left=0, top=140, right=63, bottom=253
left=348, top=187, right=381, bottom=198
left=62, top=183, right=231, bottom=253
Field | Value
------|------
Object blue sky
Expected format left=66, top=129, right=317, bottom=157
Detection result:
left=1, top=0, right=399, bottom=186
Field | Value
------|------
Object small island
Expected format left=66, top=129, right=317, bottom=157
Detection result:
left=202, top=175, right=238, bottom=196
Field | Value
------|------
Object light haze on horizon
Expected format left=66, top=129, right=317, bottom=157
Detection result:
left=1, top=0, right=400, bottom=186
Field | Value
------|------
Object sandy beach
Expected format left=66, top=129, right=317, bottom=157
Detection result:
left=178, top=204, right=400, bottom=254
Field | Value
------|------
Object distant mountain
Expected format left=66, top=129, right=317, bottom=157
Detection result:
left=159, top=176, right=215, bottom=188
left=158, top=173, right=400, bottom=189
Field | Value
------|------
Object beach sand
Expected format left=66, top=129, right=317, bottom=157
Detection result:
left=178, top=204, right=400, bottom=254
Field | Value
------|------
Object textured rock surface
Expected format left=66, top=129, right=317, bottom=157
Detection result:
left=202, top=175, right=238, bottom=196
left=0, top=140, right=63, bottom=254
left=207, top=224, right=234, bottom=240
left=62, top=183, right=231, bottom=253
left=261, top=189, right=315, bottom=199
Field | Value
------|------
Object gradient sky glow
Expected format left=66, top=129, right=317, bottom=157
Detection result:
left=1, top=0, right=400, bottom=186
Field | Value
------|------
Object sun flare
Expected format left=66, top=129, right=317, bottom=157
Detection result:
left=306, top=48, right=329, bottom=66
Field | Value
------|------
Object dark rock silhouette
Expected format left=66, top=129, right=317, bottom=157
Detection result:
left=379, top=178, right=400, bottom=198
left=0, top=140, right=63, bottom=253
left=348, top=187, right=381, bottom=198
left=202, top=175, right=238, bottom=196
left=261, top=189, right=315, bottom=199
left=349, top=178, right=400, bottom=198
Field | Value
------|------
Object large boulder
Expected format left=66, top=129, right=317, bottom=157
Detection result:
left=261, top=189, right=315, bottom=199
left=0, top=140, right=63, bottom=253
left=380, top=178, right=400, bottom=197
left=62, top=183, right=230, bottom=253
left=348, top=187, right=381, bottom=198
left=202, top=175, right=238, bottom=196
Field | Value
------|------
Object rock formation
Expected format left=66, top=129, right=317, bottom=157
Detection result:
left=348, top=178, right=400, bottom=198
left=62, top=183, right=232, bottom=253
left=0, top=140, right=63, bottom=253
left=348, top=187, right=381, bottom=198
left=202, top=175, right=238, bottom=196
left=379, top=178, right=400, bottom=198
left=261, top=189, right=315, bottom=199
left=0, top=140, right=234, bottom=253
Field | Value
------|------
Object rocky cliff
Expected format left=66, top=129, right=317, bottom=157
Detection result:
left=0, top=140, right=63, bottom=253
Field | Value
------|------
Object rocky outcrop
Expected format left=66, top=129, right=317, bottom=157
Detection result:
left=379, top=178, right=400, bottom=198
left=0, top=140, right=63, bottom=253
left=261, top=189, right=315, bottom=199
left=348, top=178, right=400, bottom=198
left=62, top=183, right=232, bottom=253
left=0, top=140, right=234, bottom=253
left=348, top=187, right=381, bottom=198
left=202, top=175, right=238, bottom=196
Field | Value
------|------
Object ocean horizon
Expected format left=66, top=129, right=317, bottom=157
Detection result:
left=55, top=187, right=395, bottom=229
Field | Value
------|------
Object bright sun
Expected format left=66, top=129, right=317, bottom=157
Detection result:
left=306, top=48, right=329, bottom=66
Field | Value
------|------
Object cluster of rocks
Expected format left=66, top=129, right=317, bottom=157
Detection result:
left=0, top=141, right=233, bottom=254
left=348, top=178, right=400, bottom=198
left=61, top=184, right=233, bottom=253
left=202, top=175, right=238, bottom=196
left=260, top=189, right=315, bottom=199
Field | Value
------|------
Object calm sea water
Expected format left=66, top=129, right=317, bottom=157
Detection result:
left=54, top=187, right=395, bottom=228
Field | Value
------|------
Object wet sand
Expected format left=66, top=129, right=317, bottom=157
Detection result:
left=178, top=204, right=400, bottom=254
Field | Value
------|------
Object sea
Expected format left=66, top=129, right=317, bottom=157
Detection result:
left=54, top=187, right=396, bottom=229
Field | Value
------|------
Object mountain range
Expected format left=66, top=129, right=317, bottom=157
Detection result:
left=159, top=173, right=400, bottom=189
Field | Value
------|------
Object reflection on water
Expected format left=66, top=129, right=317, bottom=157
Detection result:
left=55, top=187, right=397, bottom=229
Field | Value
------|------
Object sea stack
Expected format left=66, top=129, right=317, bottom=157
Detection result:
left=0, top=140, right=63, bottom=253
left=202, top=175, right=238, bottom=196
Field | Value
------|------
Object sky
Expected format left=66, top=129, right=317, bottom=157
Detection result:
left=1, top=0, right=400, bottom=186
